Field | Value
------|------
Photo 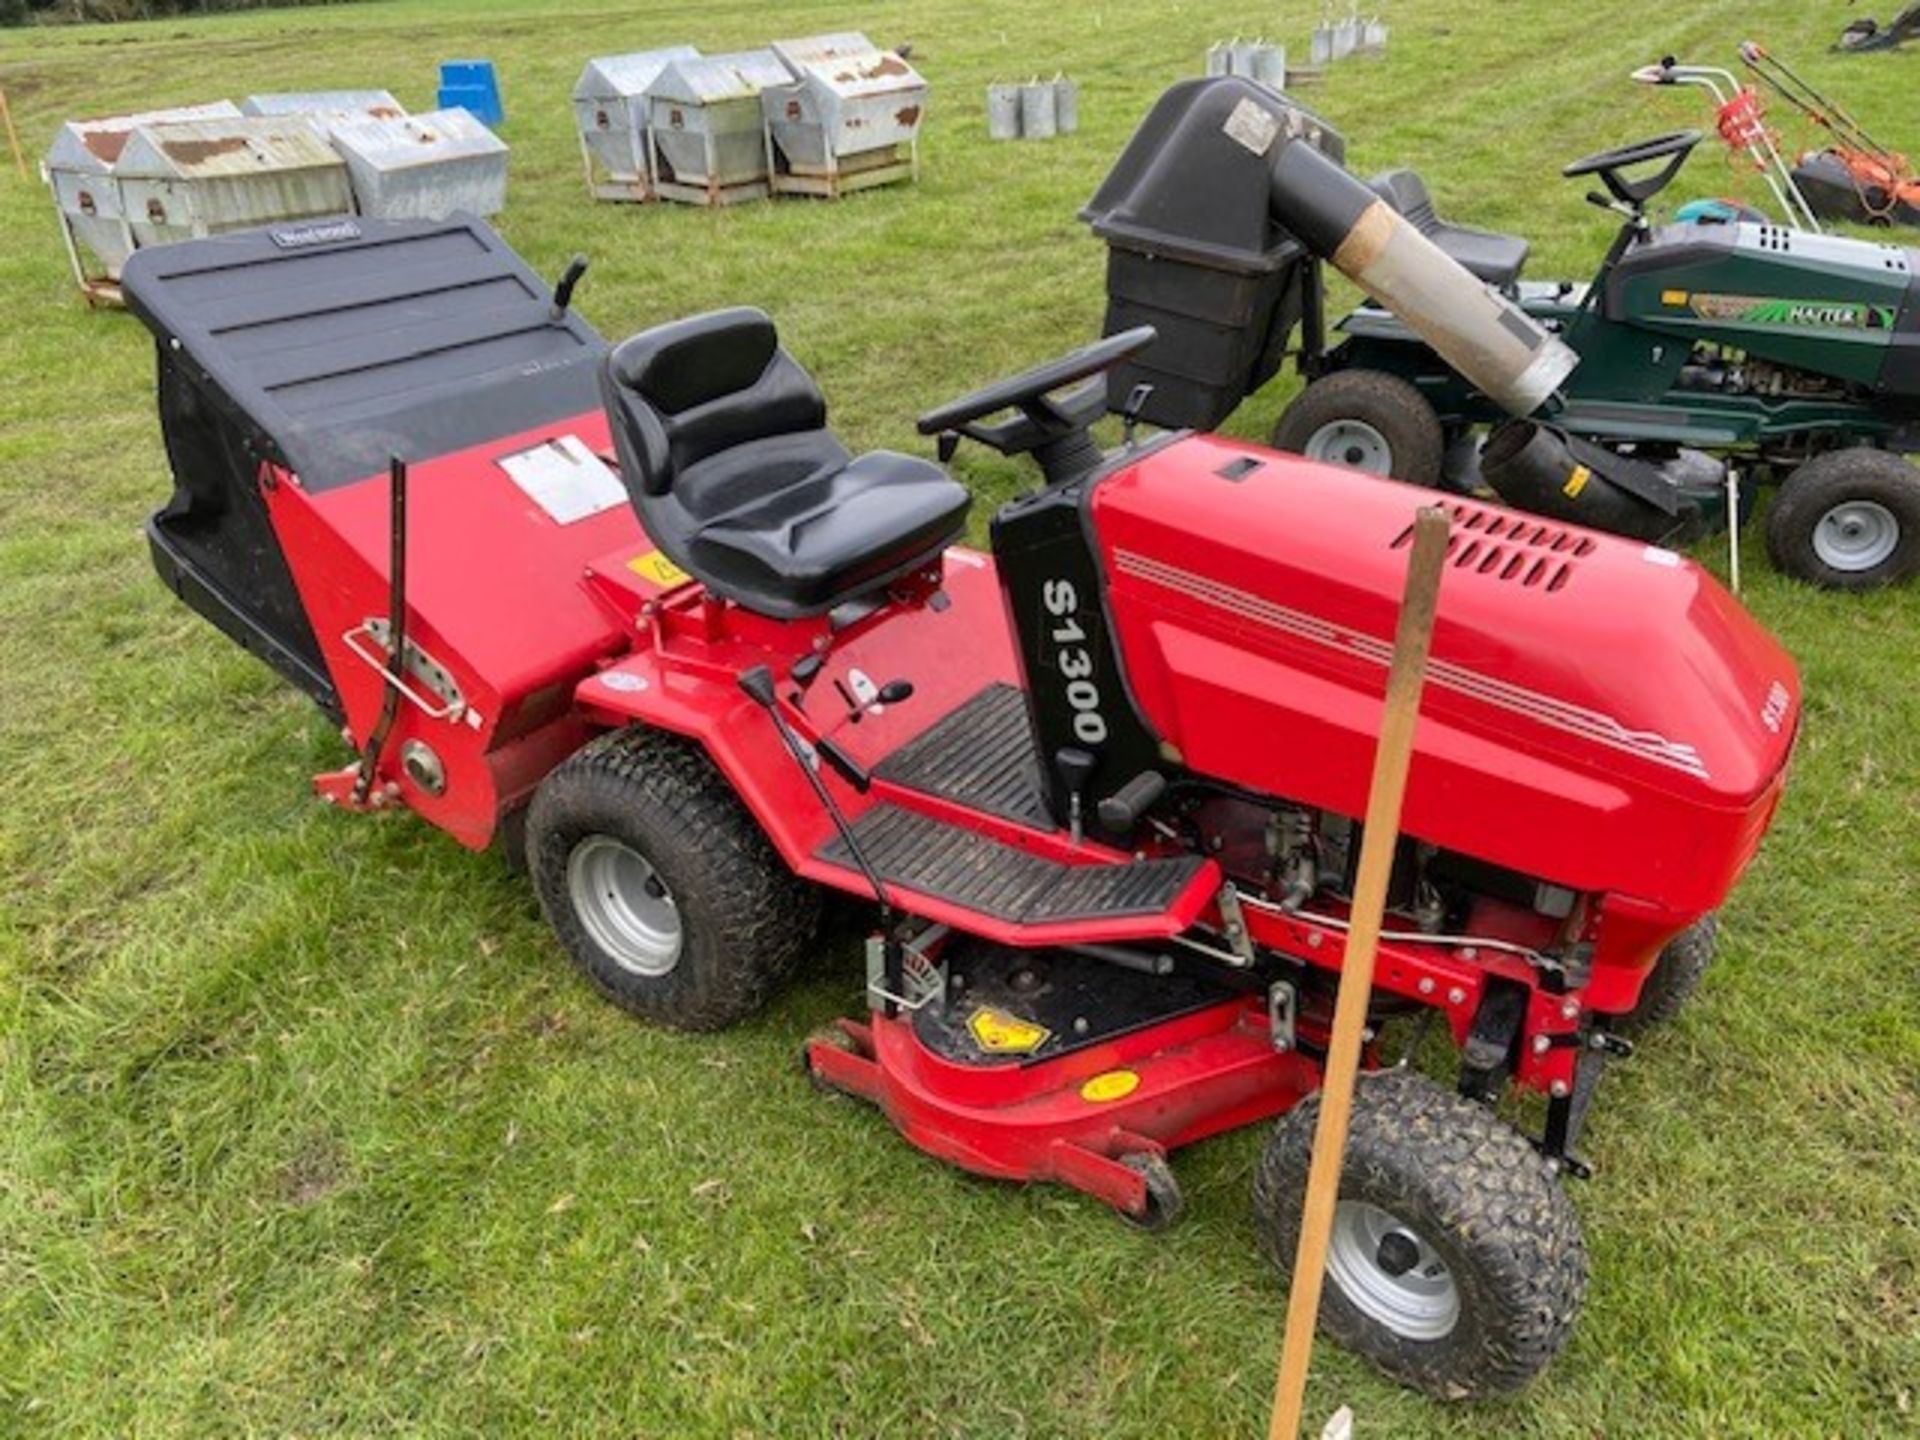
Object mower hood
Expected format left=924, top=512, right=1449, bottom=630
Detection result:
left=1092, top=435, right=1798, bottom=917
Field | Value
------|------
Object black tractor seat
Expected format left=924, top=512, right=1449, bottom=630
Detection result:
left=602, top=308, right=971, bottom=619
left=1370, top=168, right=1530, bottom=291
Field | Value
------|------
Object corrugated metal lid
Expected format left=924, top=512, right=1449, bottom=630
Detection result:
left=44, top=101, right=242, bottom=173
left=242, top=91, right=407, bottom=120
left=115, top=117, right=347, bottom=180
left=650, top=50, right=790, bottom=104
left=771, top=36, right=925, bottom=98
left=770, top=32, right=876, bottom=68
left=572, top=46, right=702, bottom=102
left=327, top=108, right=507, bottom=169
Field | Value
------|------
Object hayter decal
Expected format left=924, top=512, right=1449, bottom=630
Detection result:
left=1686, top=293, right=1897, bottom=331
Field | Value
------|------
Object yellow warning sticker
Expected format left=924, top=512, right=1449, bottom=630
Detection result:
left=1080, top=1070, right=1141, bottom=1103
left=628, top=550, right=692, bottom=587
left=1562, top=465, right=1591, bottom=500
left=1662, top=289, right=1690, bottom=307
left=967, top=1007, right=1050, bottom=1055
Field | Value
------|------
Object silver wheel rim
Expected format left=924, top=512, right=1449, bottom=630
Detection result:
left=1812, top=499, right=1900, bottom=572
left=1305, top=418, right=1394, bottom=475
left=1326, top=1200, right=1460, bottom=1341
left=567, top=835, right=682, bottom=977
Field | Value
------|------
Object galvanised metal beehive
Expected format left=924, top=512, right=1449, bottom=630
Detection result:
left=762, top=33, right=925, bottom=197
left=645, top=50, right=790, bottom=206
left=241, top=91, right=407, bottom=121
left=326, top=108, right=508, bottom=220
left=572, top=46, right=701, bottom=201
left=43, top=101, right=242, bottom=303
left=112, top=117, right=353, bottom=253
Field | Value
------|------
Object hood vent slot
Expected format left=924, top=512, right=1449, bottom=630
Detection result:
left=1392, top=501, right=1590, bottom=590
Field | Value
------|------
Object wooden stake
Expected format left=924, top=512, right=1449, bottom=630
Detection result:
left=0, top=88, right=25, bottom=182
left=1268, top=506, right=1451, bottom=1440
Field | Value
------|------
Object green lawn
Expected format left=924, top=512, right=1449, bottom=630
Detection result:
left=2, top=1, right=1918, bottom=1434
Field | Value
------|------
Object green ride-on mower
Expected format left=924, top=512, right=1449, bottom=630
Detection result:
left=1088, top=101, right=1920, bottom=589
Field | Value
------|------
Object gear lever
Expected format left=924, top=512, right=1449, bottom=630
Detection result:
left=1121, top=382, right=1155, bottom=449
left=1053, top=747, right=1097, bottom=844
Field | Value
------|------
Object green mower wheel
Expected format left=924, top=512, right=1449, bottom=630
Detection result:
left=1272, top=369, right=1447, bottom=488
left=527, top=727, right=819, bottom=1031
left=1766, top=448, right=1920, bottom=590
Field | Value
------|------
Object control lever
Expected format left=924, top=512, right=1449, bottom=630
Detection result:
left=1120, top=382, right=1155, bottom=449
left=1053, top=747, right=1097, bottom=844
left=835, top=674, right=914, bottom=723
left=740, top=666, right=888, bottom=907
left=549, top=254, right=589, bottom=321
left=1585, top=190, right=1638, bottom=220
left=1096, top=770, right=1166, bottom=833
left=740, top=664, right=911, bottom=1011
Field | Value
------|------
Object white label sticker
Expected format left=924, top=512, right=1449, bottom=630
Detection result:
left=499, top=435, right=625, bottom=525
left=1641, top=546, right=1682, bottom=568
left=1223, top=98, right=1280, bottom=156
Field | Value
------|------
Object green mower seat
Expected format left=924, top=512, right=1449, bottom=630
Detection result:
left=1370, top=168, right=1531, bottom=291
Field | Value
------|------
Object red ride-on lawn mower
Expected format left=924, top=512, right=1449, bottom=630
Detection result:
left=124, top=203, right=1796, bottom=1397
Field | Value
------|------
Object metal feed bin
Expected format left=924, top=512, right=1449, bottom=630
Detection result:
left=646, top=50, right=791, bottom=206
left=762, top=33, right=925, bottom=197
left=573, top=47, right=701, bottom=201
left=326, top=108, right=508, bottom=220
left=43, top=101, right=242, bottom=304
left=241, top=91, right=407, bottom=121
left=113, top=118, right=354, bottom=253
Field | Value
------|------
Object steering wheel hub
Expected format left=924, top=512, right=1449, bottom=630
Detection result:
left=916, top=326, right=1158, bottom=486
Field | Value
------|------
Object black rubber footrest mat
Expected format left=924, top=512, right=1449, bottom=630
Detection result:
left=818, top=803, right=1208, bottom=925
left=873, top=683, right=1048, bottom=829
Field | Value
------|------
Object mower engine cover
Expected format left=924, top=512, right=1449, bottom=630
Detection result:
left=1606, top=220, right=1920, bottom=399
left=1087, top=434, right=1798, bottom=923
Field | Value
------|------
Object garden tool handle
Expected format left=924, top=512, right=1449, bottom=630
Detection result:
left=1268, top=506, right=1450, bottom=1439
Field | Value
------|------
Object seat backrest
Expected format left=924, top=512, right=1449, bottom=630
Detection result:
left=601, top=307, right=827, bottom=498
left=1369, top=168, right=1438, bottom=234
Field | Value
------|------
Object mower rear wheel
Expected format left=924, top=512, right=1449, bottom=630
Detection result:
left=1251, top=1069, right=1586, bottom=1399
left=527, top=727, right=819, bottom=1031
left=1272, top=370, right=1447, bottom=488
left=1766, top=449, right=1920, bottom=589
left=1618, top=914, right=1718, bottom=1035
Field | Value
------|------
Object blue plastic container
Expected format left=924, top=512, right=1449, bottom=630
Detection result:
left=437, top=59, right=503, bottom=126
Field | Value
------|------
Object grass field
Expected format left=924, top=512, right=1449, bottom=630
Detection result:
left=3, top=1, right=1919, bottom=1434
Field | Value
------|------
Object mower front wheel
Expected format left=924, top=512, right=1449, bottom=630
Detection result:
left=527, top=727, right=819, bottom=1031
left=1251, top=1069, right=1586, bottom=1400
left=1618, top=913, right=1718, bottom=1035
left=1766, top=448, right=1920, bottom=589
left=1272, top=370, right=1447, bottom=488
left=1117, top=1151, right=1185, bottom=1234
